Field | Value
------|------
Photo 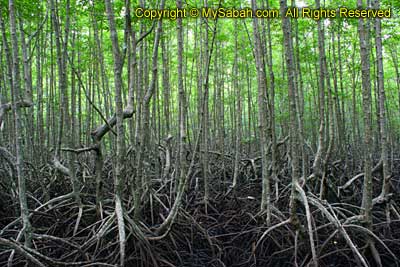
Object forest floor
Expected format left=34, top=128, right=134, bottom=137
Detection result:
left=1, top=154, right=400, bottom=267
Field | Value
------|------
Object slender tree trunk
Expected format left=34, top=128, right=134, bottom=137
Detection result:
left=161, top=34, right=170, bottom=137
left=358, top=1, right=381, bottom=264
left=388, top=46, right=400, bottom=115
left=104, top=0, right=126, bottom=264
left=351, top=40, right=360, bottom=170
left=330, top=28, right=343, bottom=156
left=137, top=0, right=164, bottom=218
left=312, top=0, right=326, bottom=179
left=18, top=18, right=34, bottom=162
left=337, top=21, right=346, bottom=155
left=251, top=0, right=270, bottom=223
left=202, top=0, right=210, bottom=206
left=374, top=0, right=389, bottom=201
left=265, top=0, right=278, bottom=200
left=157, top=0, right=187, bottom=234
left=91, top=10, right=106, bottom=217
left=293, top=3, right=307, bottom=180
left=232, top=20, right=241, bottom=189
left=70, top=31, right=83, bottom=235
left=320, top=47, right=334, bottom=199
left=9, top=0, right=32, bottom=247
left=358, top=0, right=373, bottom=228
left=50, top=0, right=65, bottom=156
left=0, top=7, right=13, bottom=130
left=280, top=0, right=300, bottom=224
left=36, top=18, right=45, bottom=164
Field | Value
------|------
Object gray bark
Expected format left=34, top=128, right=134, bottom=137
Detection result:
left=280, top=0, right=301, bottom=224
left=374, top=0, right=390, bottom=200
left=9, top=0, right=32, bottom=247
left=104, top=0, right=126, bottom=264
left=251, top=0, right=270, bottom=222
left=357, top=0, right=373, bottom=227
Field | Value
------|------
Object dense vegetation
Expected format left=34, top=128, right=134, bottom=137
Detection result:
left=1, top=0, right=400, bottom=266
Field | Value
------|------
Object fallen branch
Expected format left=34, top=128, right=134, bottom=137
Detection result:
left=61, top=146, right=98, bottom=154
left=91, top=108, right=134, bottom=142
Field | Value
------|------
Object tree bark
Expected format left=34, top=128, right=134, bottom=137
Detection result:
left=280, top=0, right=301, bottom=225
left=251, top=0, right=270, bottom=223
left=374, top=0, right=390, bottom=200
left=9, top=0, right=32, bottom=247
left=357, top=0, right=373, bottom=228
left=104, top=0, right=126, bottom=264
left=312, top=0, right=326, bottom=179
left=135, top=0, right=165, bottom=219
left=202, top=0, right=210, bottom=206
left=232, top=20, right=241, bottom=190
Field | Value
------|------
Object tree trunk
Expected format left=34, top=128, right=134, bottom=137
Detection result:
left=358, top=0, right=373, bottom=228
left=251, top=0, right=270, bottom=223
left=312, top=0, right=326, bottom=180
left=202, top=0, right=210, bottom=206
left=232, top=20, right=241, bottom=190
left=374, top=0, right=390, bottom=201
left=280, top=0, right=300, bottom=225
left=9, top=0, right=32, bottom=247
left=104, top=0, right=126, bottom=264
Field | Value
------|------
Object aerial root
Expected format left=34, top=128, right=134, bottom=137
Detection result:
left=0, top=238, right=46, bottom=267
left=0, top=237, right=113, bottom=267
left=0, top=192, right=74, bottom=237
left=295, top=182, right=318, bottom=267
left=308, top=196, right=369, bottom=267
left=254, top=218, right=290, bottom=249
left=338, top=160, right=383, bottom=193
left=73, top=204, right=83, bottom=236
left=1, top=154, right=399, bottom=266
left=115, top=196, right=126, bottom=267
left=344, top=224, right=398, bottom=264
left=369, top=240, right=383, bottom=267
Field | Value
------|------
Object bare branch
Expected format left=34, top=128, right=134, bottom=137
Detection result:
left=90, top=107, right=134, bottom=143
left=61, top=146, right=98, bottom=154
